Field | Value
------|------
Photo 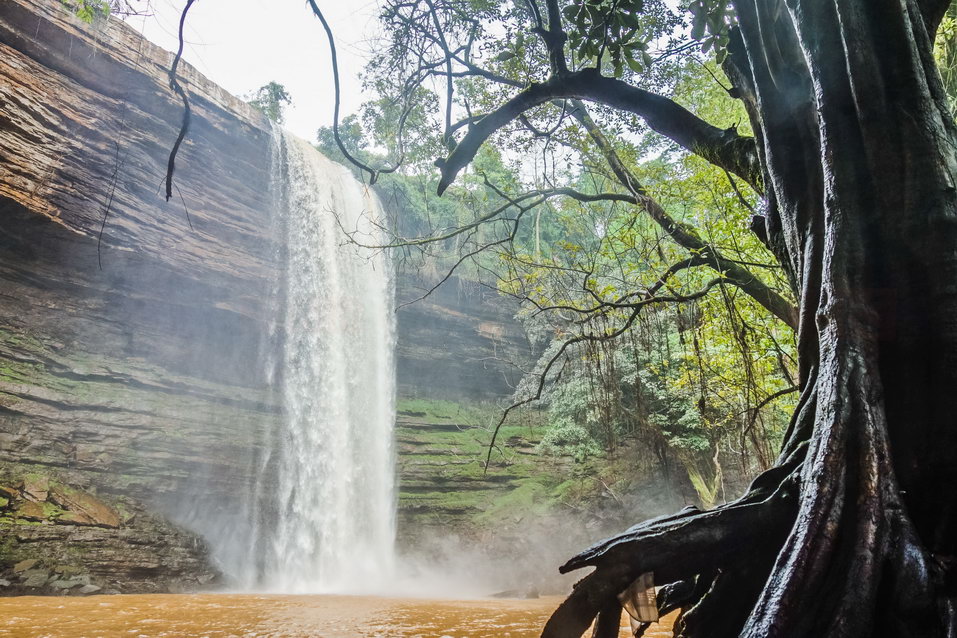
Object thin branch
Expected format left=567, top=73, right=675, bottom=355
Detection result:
left=742, top=385, right=800, bottom=438
left=567, top=100, right=796, bottom=329
left=484, top=278, right=725, bottom=473
left=98, top=141, right=124, bottom=270
left=164, top=0, right=195, bottom=202
left=308, top=0, right=404, bottom=184
left=396, top=207, right=531, bottom=310
left=724, top=168, right=757, bottom=215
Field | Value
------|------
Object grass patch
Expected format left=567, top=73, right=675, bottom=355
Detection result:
left=395, top=396, right=577, bottom=533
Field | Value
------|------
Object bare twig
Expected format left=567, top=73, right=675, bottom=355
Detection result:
left=308, top=0, right=405, bottom=184
left=98, top=141, right=124, bottom=270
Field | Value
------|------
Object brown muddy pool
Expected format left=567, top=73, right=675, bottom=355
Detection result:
left=0, top=594, right=675, bottom=637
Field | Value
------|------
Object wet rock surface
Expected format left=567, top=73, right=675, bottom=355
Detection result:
left=0, top=0, right=282, bottom=591
left=0, top=468, right=218, bottom=595
left=395, top=274, right=532, bottom=400
left=0, top=0, right=535, bottom=594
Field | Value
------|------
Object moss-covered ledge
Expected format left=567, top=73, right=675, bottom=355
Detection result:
left=0, top=464, right=219, bottom=595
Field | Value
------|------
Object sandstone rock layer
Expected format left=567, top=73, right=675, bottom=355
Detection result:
left=0, top=0, right=532, bottom=592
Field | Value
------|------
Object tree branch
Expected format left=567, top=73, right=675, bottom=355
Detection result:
left=164, top=0, right=195, bottom=202
left=436, top=68, right=761, bottom=194
left=567, top=100, right=796, bottom=329
left=309, top=0, right=404, bottom=184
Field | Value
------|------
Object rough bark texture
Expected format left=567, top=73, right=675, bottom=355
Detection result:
left=542, top=0, right=957, bottom=636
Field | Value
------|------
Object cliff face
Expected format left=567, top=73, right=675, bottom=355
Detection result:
left=0, top=0, right=532, bottom=593
left=396, top=274, right=531, bottom=400
left=0, top=0, right=283, bottom=593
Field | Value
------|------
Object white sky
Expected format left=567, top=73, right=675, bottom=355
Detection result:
left=126, top=0, right=381, bottom=140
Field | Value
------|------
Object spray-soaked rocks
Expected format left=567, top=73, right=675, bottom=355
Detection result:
left=0, top=472, right=121, bottom=528
left=0, top=468, right=220, bottom=595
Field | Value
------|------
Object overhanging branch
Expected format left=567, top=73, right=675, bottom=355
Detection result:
left=567, top=100, right=797, bottom=329
left=436, top=68, right=762, bottom=194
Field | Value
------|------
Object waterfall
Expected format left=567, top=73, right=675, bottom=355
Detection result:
left=259, top=131, right=397, bottom=593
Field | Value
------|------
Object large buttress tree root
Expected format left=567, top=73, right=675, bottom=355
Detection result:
left=542, top=0, right=957, bottom=635
left=544, top=300, right=949, bottom=637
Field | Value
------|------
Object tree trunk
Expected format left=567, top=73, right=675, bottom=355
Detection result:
left=543, top=0, right=957, bottom=635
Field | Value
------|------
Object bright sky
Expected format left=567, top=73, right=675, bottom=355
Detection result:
left=126, top=0, right=381, bottom=140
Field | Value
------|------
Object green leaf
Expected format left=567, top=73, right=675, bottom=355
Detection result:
left=691, top=15, right=706, bottom=41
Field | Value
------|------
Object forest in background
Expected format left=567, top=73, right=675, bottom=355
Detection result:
left=308, top=31, right=801, bottom=511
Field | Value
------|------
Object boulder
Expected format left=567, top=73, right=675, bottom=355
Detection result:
left=21, top=569, right=50, bottom=588
left=52, top=565, right=86, bottom=578
left=21, top=475, right=50, bottom=502
left=12, top=558, right=38, bottom=572
left=78, top=584, right=101, bottom=595
left=49, top=487, right=120, bottom=528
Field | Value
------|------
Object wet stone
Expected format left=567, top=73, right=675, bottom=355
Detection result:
left=15, top=501, right=46, bottom=521
left=49, top=487, right=120, bottom=528
left=13, top=558, right=38, bottom=572
left=21, top=476, right=50, bottom=502
left=21, top=569, right=50, bottom=588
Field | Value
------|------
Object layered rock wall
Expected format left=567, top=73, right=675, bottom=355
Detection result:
left=0, top=0, right=532, bottom=592
left=396, top=273, right=531, bottom=400
left=0, top=0, right=282, bottom=592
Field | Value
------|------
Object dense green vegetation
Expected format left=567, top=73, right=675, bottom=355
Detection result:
left=60, top=0, right=148, bottom=21
left=394, top=397, right=688, bottom=543
left=307, top=0, right=957, bottom=634
left=315, top=31, right=797, bottom=508
left=246, top=82, right=293, bottom=124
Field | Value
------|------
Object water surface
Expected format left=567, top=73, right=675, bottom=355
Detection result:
left=0, top=594, right=675, bottom=637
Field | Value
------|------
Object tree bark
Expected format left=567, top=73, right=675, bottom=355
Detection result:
left=542, top=0, right=957, bottom=636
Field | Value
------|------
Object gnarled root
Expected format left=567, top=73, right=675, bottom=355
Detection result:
left=541, top=468, right=798, bottom=638
left=543, top=319, right=955, bottom=637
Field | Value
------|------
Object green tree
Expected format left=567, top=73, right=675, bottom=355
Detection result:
left=61, top=0, right=149, bottom=20
left=246, top=81, right=292, bottom=124
left=335, top=0, right=957, bottom=635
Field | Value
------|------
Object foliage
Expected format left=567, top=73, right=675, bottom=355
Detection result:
left=935, top=1, right=957, bottom=118
left=60, top=0, right=111, bottom=22
left=60, top=0, right=151, bottom=21
left=335, top=0, right=801, bottom=504
left=245, top=82, right=293, bottom=124
left=686, top=0, right=733, bottom=62
left=562, top=0, right=675, bottom=75
left=538, top=417, right=604, bottom=462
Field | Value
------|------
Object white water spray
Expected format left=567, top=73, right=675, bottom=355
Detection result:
left=262, top=132, right=396, bottom=592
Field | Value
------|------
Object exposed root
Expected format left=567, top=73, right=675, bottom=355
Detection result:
left=633, top=573, right=713, bottom=638
left=544, top=314, right=952, bottom=638
left=675, top=551, right=775, bottom=638
left=591, top=599, right=622, bottom=638
left=541, top=478, right=797, bottom=638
